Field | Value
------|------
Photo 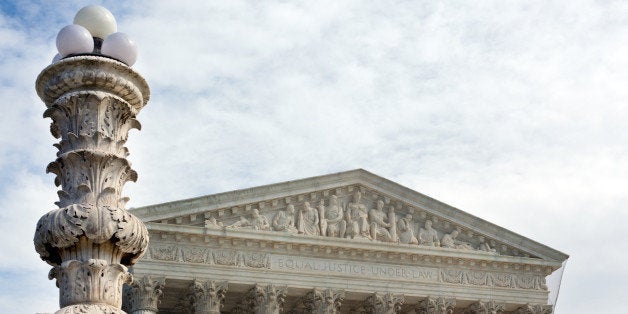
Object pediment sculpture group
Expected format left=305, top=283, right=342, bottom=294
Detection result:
left=205, top=191, right=497, bottom=254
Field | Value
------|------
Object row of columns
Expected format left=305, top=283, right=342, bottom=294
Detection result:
left=123, top=276, right=552, bottom=314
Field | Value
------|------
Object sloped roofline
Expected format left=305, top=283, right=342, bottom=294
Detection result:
left=130, top=168, right=569, bottom=262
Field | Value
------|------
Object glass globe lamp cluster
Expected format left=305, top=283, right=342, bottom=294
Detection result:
left=54, top=5, right=138, bottom=66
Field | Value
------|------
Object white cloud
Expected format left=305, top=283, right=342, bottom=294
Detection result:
left=1, top=0, right=627, bottom=312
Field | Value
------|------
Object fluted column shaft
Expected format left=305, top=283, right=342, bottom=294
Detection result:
left=34, top=56, right=150, bottom=313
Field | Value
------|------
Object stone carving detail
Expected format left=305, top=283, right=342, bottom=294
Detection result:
left=204, top=217, right=223, bottom=229
left=227, top=208, right=271, bottom=231
left=125, top=275, right=165, bottom=314
left=182, top=186, right=544, bottom=258
left=298, top=201, right=321, bottom=236
left=189, top=280, right=228, bottom=314
left=181, top=246, right=210, bottom=264
left=34, top=56, right=150, bottom=312
left=319, top=195, right=347, bottom=238
left=148, top=245, right=179, bottom=261
left=369, top=200, right=397, bottom=242
left=302, top=288, right=345, bottom=314
left=238, top=284, right=288, bottom=314
left=478, top=237, right=497, bottom=254
left=49, top=259, right=132, bottom=309
left=244, top=252, right=271, bottom=269
left=418, top=220, right=440, bottom=247
left=439, top=269, right=546, bottom=291
left=363, top=292, right=404, bottom=314
left=416, top=297, right=456, bottom=314
left=516, top=304, right=553, bottom=314
left=346, top=190, right=370, bottom=239
left=441, top=230, right=473, bottom=250
left=397, top=213, right=418, bottom=244
left=463, top=300, right=505, bottom=314
left=273, top=204, right=298, bottom=233
left=213, top=249, right=241, bottom=266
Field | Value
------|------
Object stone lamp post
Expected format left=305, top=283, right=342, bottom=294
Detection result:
left=33, top=5, right=149, bottom=313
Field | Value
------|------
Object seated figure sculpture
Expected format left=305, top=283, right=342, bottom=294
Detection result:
left=272, top=204, right=297, bottom=233
left=345, top=190, right=369, bottom=239
left=320, top=195, right=346, bottom=238
left=418, top=220, right=440, bottom=246
left=397, top=214, right=418, bottom=244
left=369, top=200, right=396, bottom=242
left=297, top=201, right=320, bottom=236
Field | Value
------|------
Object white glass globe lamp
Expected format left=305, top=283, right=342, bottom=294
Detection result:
left=73, top=5, right=117, bottom=39
left=56, top=24, right=94, bottom=57
left=101, top=32, right=138, bottom=66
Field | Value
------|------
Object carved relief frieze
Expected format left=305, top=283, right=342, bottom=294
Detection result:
left=148, top=244, right=179, bottom=262
left=212, top=249, right=241, bottom=266
left=439, top=269, right=546, bottom=291
left=188, top=185, right=534, bottom=259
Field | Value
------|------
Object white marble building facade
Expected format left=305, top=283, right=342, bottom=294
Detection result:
left=125, top=169, right=566, bottom=313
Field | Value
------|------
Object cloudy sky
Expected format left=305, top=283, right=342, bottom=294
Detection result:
left=1, top=0, right=626, bottom=312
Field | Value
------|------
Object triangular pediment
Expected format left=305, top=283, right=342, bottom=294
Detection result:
left=130, top=169, right=568, bottom=264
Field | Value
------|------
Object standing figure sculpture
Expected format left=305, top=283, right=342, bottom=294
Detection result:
left=397, top=214, right=418, bottom=245
left=418, top=220, right=440, bottom=247
left=345, top=191, right=369, bottom=239
left=319, top=195, right=347, bottom=238
left=273, top=204, right=297, bottom=233
left=297, top=201, right=321, bottom=236
left=369, top=200, right=395, bottom=242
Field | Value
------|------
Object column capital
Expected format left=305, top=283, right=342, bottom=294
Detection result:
left=364, top=292, right=405, bottom=314
left=463, top=300, right=505, bottom=314
left=189, top=279, right=228, bottom=314
left=416, top=296, right=456, bottom=314
left=303, top=288, right=345, bottom=314
left=125, top=275, right=165, bottom=314
left=235, top=284, right=287, bottom=314
left=516, top=303, right=553, bottom=314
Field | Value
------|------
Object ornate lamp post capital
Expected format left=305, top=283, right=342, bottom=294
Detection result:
left=33, top=6, right=150, bottom=313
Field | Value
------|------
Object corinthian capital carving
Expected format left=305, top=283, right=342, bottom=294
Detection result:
left=189, top=279, right=228, bottom=314
left=49, top=259, right=131, bottom=309
left=364, top=292, right=405, bottom=314
left=416, top=296, right=456, bottom=314
left=126, top=275, right=165, bottom=314
left=463, top=300, right=505, bottom=314
left=240, top=284, right=287, bottom=314
left=516, top=304, right=553, bottom=314
left=303, top=288, right=345, bottom=314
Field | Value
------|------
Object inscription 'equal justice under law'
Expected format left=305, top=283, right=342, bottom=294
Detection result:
left=273, top=256, right=438, bottom=282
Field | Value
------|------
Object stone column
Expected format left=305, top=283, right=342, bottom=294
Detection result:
left=463, top=300, right=505, bottom=314
left=416, top=297, right=456, bottom=314
left=189, top=279, right=228, bottom=314
left=516, top=304, right=553, bottom=314
left=234, top=284, right=287, bottom=314
left=125, top=276, right=165, bottom=314
left=363, top=292, right=405, bottom=314
left=303, top=288, right=345, bottom=314
left=33, top=56, right=150, bottom=313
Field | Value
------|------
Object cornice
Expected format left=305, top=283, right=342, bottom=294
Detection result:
left=145, top=222, right=562, bottom=273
